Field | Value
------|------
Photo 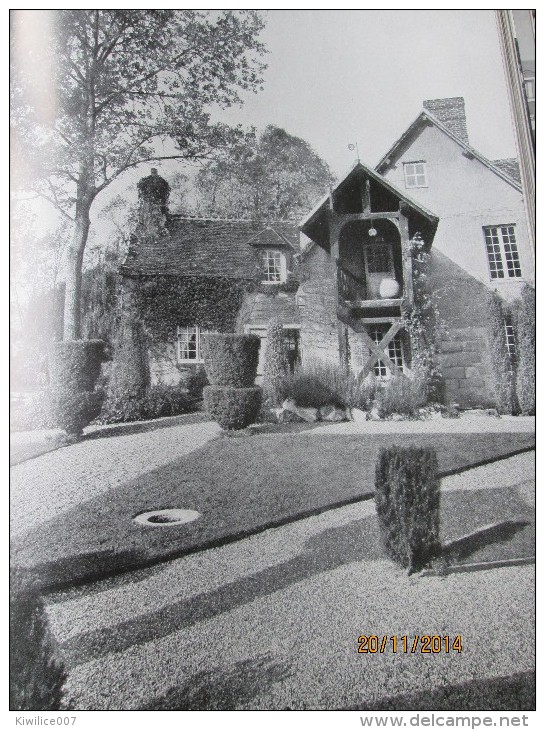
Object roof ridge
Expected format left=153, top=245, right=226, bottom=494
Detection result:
left=167, top=215, right=298, bottom=224
left=375, top=110, right=522, bottom=192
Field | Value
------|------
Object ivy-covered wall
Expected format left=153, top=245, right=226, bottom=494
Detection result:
left=121, top=274, right=251, bottom=386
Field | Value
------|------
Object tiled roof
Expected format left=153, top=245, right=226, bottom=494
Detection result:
left=121, top=217, right=299, bottom=279
left=492, top=158, right=521, bottom=185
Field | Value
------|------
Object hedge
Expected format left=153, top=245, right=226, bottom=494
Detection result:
left=201, top=334, right=260, bottom=387
left=10, top=569, right=66, bottom=710
left=48, top=340, right=105, bottom=392
left=49, top=388, right=105, bottom=436
left=516, top=285, right=535, bottom=416
left=98, top=385, right=194, bottom=424
left=203, top=386, right=262, bottom=430
left=375, top=446, right=440, bottom=573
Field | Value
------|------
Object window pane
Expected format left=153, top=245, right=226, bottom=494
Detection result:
left=366, top=245, right=391, bottom=273
left=369, top=325, right=404, bottom=378
left=262, top=250, right=282, bottom=282
left=404, top=162, right=426, bottom=187
left=484, top=227, right=505, bottom=278
left=178, top=327, right=198, bottom=360
left=501, top=226, right=522, bottom=277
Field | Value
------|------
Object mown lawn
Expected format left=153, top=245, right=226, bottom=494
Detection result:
left=11, top=431, right=534, bottom=589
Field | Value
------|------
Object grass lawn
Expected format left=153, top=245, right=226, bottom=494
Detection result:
left=11, top=432, right=534, bottom=589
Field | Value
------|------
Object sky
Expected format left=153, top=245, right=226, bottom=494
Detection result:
left=214, top=9, right=516, bottom=178
left=12, top=8, right=521, bottom=268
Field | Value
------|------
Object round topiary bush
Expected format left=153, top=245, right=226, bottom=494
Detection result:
left=200, top=334, right=260, bottom=387
left=203, top=386, right=262, bottom=430
left=49, top=340, right=105, bottom=392
left=49, top=389, right=105, bottom=436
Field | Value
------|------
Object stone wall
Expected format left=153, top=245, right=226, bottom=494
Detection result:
left=236, top=290, right=300, bottom=330
left=430, top=250, right=496, bottom=407
left=298, top=245, right=340, bottom=365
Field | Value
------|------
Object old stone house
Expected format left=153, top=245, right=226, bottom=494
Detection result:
left=119, top=97, right=533, bottom=408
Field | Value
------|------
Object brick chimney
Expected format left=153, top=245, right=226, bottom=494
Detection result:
left=423, top=97, right=469, bottom=144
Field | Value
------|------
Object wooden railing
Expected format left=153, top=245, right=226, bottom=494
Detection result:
left=336, top=260, right=367, bottom=302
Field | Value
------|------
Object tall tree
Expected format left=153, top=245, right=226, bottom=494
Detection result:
left=11, top=9, right=267, bottom=339
left=193, top=125, right=335, bottom=220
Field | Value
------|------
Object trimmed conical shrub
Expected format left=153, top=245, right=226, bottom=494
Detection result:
left=375, top=446, right=440, bottom=573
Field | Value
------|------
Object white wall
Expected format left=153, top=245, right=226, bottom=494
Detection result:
left=381, top=124, right=534, bottom=302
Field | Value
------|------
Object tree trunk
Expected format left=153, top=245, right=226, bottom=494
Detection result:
left=63, top=202, right=91, bottom=340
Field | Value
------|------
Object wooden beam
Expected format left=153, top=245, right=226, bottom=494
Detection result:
left=337, top=321, right=350, bottom=371
left=399, top=210, right=414, bottom=308
left=348, top=298, right=402, bottom=309
left=362, top=177, right=371, bottom=213
left=358, top=316, right=402, bottom=324
left=338, top=212, right=399, bottom=223
left=361, top=320, right=404, bottom=376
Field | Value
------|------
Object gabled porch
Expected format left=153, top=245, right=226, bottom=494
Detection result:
left=300, top=162, right=438, bottom=377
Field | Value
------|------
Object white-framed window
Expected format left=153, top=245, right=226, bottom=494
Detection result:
left=261, top=249, right=286, bottom=283
left=403, top=161, right=427, bottom=188
left=483, top=225, right=522, bottom=279
left=177, top=326, right=210, bottom=363
left=353, top=325, right=405, bottom=379
left=503, top=315, right=517, bottom=370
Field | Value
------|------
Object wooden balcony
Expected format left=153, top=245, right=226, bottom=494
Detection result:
left=336, top=261, right=403, bottom=310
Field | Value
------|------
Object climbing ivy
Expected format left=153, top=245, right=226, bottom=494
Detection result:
left=402, top=234, right=446, bottom=403
left=135, top=275, right=252, bottom=342
left=486, top=291, right=517, bottom=414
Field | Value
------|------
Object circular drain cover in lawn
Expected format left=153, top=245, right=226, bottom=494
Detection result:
left=134, top=509, right=201, bottom=527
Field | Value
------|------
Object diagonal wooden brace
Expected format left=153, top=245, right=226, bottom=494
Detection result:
left=361, top=320, right=404, bottom=375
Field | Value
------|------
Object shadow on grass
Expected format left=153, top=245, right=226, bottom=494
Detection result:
left=57, top=516, right=384, bottom=667
left=13, top=435, right=534, bottom=594
left=440, top=520, right=531, bottom=566
left=139, top=654, right=292, bottom=711
left=341, top=670, right=535, bottom=711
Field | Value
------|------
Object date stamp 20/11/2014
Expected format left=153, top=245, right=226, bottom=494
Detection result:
left=357, top=635, right=463, bottom=654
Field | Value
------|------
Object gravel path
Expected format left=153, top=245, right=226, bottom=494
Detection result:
left=305, top=414, right=535, bottom=435
left=45, top=452, right=535, bottom=711
left=10, top=420, right=221, bottom=538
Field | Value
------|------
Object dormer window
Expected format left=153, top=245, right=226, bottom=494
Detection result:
left=262, top=250, right=286, bottom=283
left=404, top=161, right=427, bottom=188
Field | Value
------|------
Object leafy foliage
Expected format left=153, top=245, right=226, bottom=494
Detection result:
left=201, top=333, right=260, bottom=387
left=10, top=569, right=67, bottom=710
left=12, top=9, right=267, bottom=337
left=193, top=125, right=335, bottom=220
left=402, top=234, right=446, bottom=403
left=48, top=388, right=105, bottom=436
left=136, top=276, right=250, bottom=342
left=376, top=375, right=427, bottom=419
left=486, top=291, right=517, bottom=414
left=262, top=318, right=289, bottom=404
left=375, top=446, right=440, bottom=573
left=48, top=340, right=105, bottom=391
left=279, top=359, right=377, bottom=410
left=98, top=385, right=194, bottom=424
left=203, top=385, right=262, bottom=430
left=276, top=374, right=336, bottom=409
left=515, top=284, right=535, bottom=416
